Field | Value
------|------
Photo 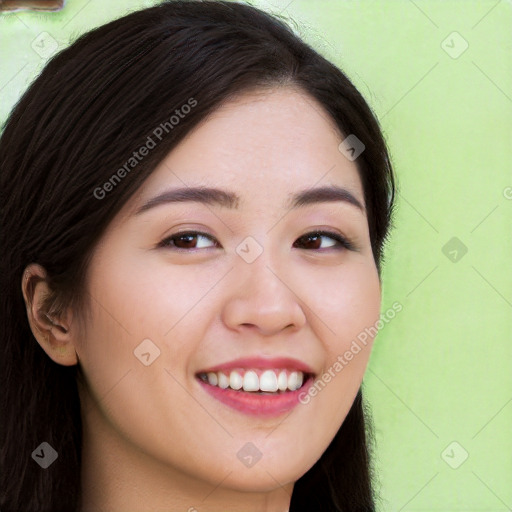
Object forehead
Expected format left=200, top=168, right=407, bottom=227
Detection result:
left=126, top=86, right=364, bottom=216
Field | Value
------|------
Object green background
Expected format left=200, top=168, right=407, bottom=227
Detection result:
left=1, top=0, right=511, bottom=510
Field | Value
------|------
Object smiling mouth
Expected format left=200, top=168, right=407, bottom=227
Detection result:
left=196, top=368, right=313, bottom=394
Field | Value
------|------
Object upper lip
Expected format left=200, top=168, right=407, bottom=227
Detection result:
left=196, top=356, right=316, bottom=376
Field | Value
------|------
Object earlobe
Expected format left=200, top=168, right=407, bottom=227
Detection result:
left=21, top=263, right=78, bottom=367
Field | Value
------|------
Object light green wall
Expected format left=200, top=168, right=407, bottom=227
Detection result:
left=1, top=0, right=511, bottom=510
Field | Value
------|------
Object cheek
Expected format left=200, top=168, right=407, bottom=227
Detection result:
left=90, top=248, right=225, bottom=338
left=303, top=259, right=380, bottom=420
left=76, top=252, right=216, bottom=417
left=318, top=259, right=381, bottom=354
left=76, top=266, right=202, bottom=460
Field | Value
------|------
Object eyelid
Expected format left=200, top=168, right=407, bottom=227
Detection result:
left=157, top=230, right=218, bottom=250
left=158, top=228, right=357, bottom=252
left=307, top=230, right=356, bottom=250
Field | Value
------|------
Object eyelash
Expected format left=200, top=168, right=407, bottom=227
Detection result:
left=158, top=230, right=356, bottom=252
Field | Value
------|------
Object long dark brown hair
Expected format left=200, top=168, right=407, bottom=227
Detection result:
left=0, top=1, right=395, bottom=510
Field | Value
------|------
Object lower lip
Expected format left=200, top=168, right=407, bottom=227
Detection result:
left=197, top=377, right=313, bottom=417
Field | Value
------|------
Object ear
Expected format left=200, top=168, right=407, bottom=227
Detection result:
left=21, top=263, right=79, bottom=366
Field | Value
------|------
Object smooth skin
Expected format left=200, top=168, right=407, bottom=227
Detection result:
left=23, top=86, right=381, bottom=512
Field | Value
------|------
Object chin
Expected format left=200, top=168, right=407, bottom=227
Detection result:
left=213, top=467, right=298, bottom=493
left=201, top=452, right=312, bottom=493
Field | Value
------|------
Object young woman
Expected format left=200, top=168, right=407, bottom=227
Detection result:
left=0, top=1, right=395, bottom=511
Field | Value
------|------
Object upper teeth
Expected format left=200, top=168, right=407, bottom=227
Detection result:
left=202, top=369, right=305, bottom=392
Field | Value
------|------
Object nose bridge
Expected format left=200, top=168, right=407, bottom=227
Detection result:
left=221, top=234, right=306, bottom=334
left=236, top=233, right=287, bottom=294
left=243, top=248, right=279, bottom=295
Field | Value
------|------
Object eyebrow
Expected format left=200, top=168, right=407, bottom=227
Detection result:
left=134, top=184, right=365, bottom=215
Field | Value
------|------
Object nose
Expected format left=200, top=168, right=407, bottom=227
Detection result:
left=221, top=249, right=307, bottom=337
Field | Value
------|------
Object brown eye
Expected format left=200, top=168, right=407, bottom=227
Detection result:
left=160, top=231, right=218, bottom=250
left=293, top=231, right=354, bottom=251
left=159, top=230, right=355, bottom=252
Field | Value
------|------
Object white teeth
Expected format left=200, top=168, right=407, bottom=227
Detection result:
left=229, top=370, right=243, bottom=390
left=288, top=371, right=303, bottom=391
left=259, top=370, right=278, bottom=392
left=217, top=372, right=229, bottom=389
left=277, top=370, right=288, bottom=391
left=202, top=369, right=306, bottom=393
left=287, top=371, right=299, bottom=390
left=242, top=370, right=259, bottom=391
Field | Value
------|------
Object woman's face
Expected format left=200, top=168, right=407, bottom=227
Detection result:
left=77, top=87, right=381, bottom=498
